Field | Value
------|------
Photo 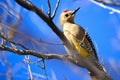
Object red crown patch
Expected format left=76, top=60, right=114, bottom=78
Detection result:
left=64, top=10, right=69, bottom=12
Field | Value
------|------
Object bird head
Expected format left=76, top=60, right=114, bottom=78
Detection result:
left=60, top=7, right=80, bottom=27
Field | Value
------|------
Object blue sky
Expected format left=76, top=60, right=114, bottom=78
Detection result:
left=0, top=0, right=120, bottom=80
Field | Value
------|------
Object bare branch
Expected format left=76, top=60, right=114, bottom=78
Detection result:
left=15, top=0, right=63, bottom=38
left=0, top=40, right=112, bottom=80
left=51, top=0, right=60, bottom=19
left=94, top=0, right=120, bottom=6
left=10, top=0, right=113, bottom=80
left=42, top=59, right=49, bottom=80
left=63, top=74, right=67, bottom=80
left=0, top=1, right=21, bottom=19
left=89, top=0, right=120, bottom=14
left=47, top=0, right=51, bottom=18
left=0, top=0, right=23, bottom=42
left=39, top=39, right=63, bottom=45
left=0, top=33, right=28, bottom=50
left=0, top=52, right=12, bottom=80
left=24, top=55, right=33, bottom=80
left=32, top=72, right=46, bottom=79
left=0, top=44, right=66, bottom=60
left=15, top=0, right=35, bottom=11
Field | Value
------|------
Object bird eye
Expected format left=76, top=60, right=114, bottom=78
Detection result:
left=65, top=14, right=69, bottom=17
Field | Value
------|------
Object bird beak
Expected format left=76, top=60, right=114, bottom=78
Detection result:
left=71, top=7, right=80, bottom=15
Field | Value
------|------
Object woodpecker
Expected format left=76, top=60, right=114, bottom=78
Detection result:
left=60, top=8, right=106, bottom=76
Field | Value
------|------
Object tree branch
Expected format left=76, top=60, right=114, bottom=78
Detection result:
left=24, top=55, right=33, bottom=80
left=90, top=0, right=120, bottom=14
left=94, top=0, right=120, bottom=6
left=0, top=52, right=12, bottom=80
left=0, top=33, right=28, bottom=49
left=0, top=45, right=66, bottom=60
left=7, top=0, right=113, bottom=80
left=47, top=0, right=51, bottom=18
left=39, top=39, right=63, bottom=45
left=51, top=0, right=60, bottom=19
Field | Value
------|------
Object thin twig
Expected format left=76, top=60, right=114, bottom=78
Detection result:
left=0, top=1, right=21, bottom=19
left=94, top=0, right=120, bottom=6
left=1, top=22, right=61, bottom=47
left=47, top=0, right=51, bottom=18
left=0, top=52, right=12, bottom=80
left=32, top=72, right=46, bottom=79
left=63, top=74, right=67, bottom=80
left=28, top=59, right=42, bottom=65
left=0, top=44, right=66, bottom=60
left=89, top=0, right=120, bottom=14
left=24, top=55, right=33, bottom=80
left=42, top=59, right=49, bottom=80
left=39, top=39, right=63, bottom=45
left=0, top=33, right=28, bottom=50
left=51, top=0, right=60, bottom=19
